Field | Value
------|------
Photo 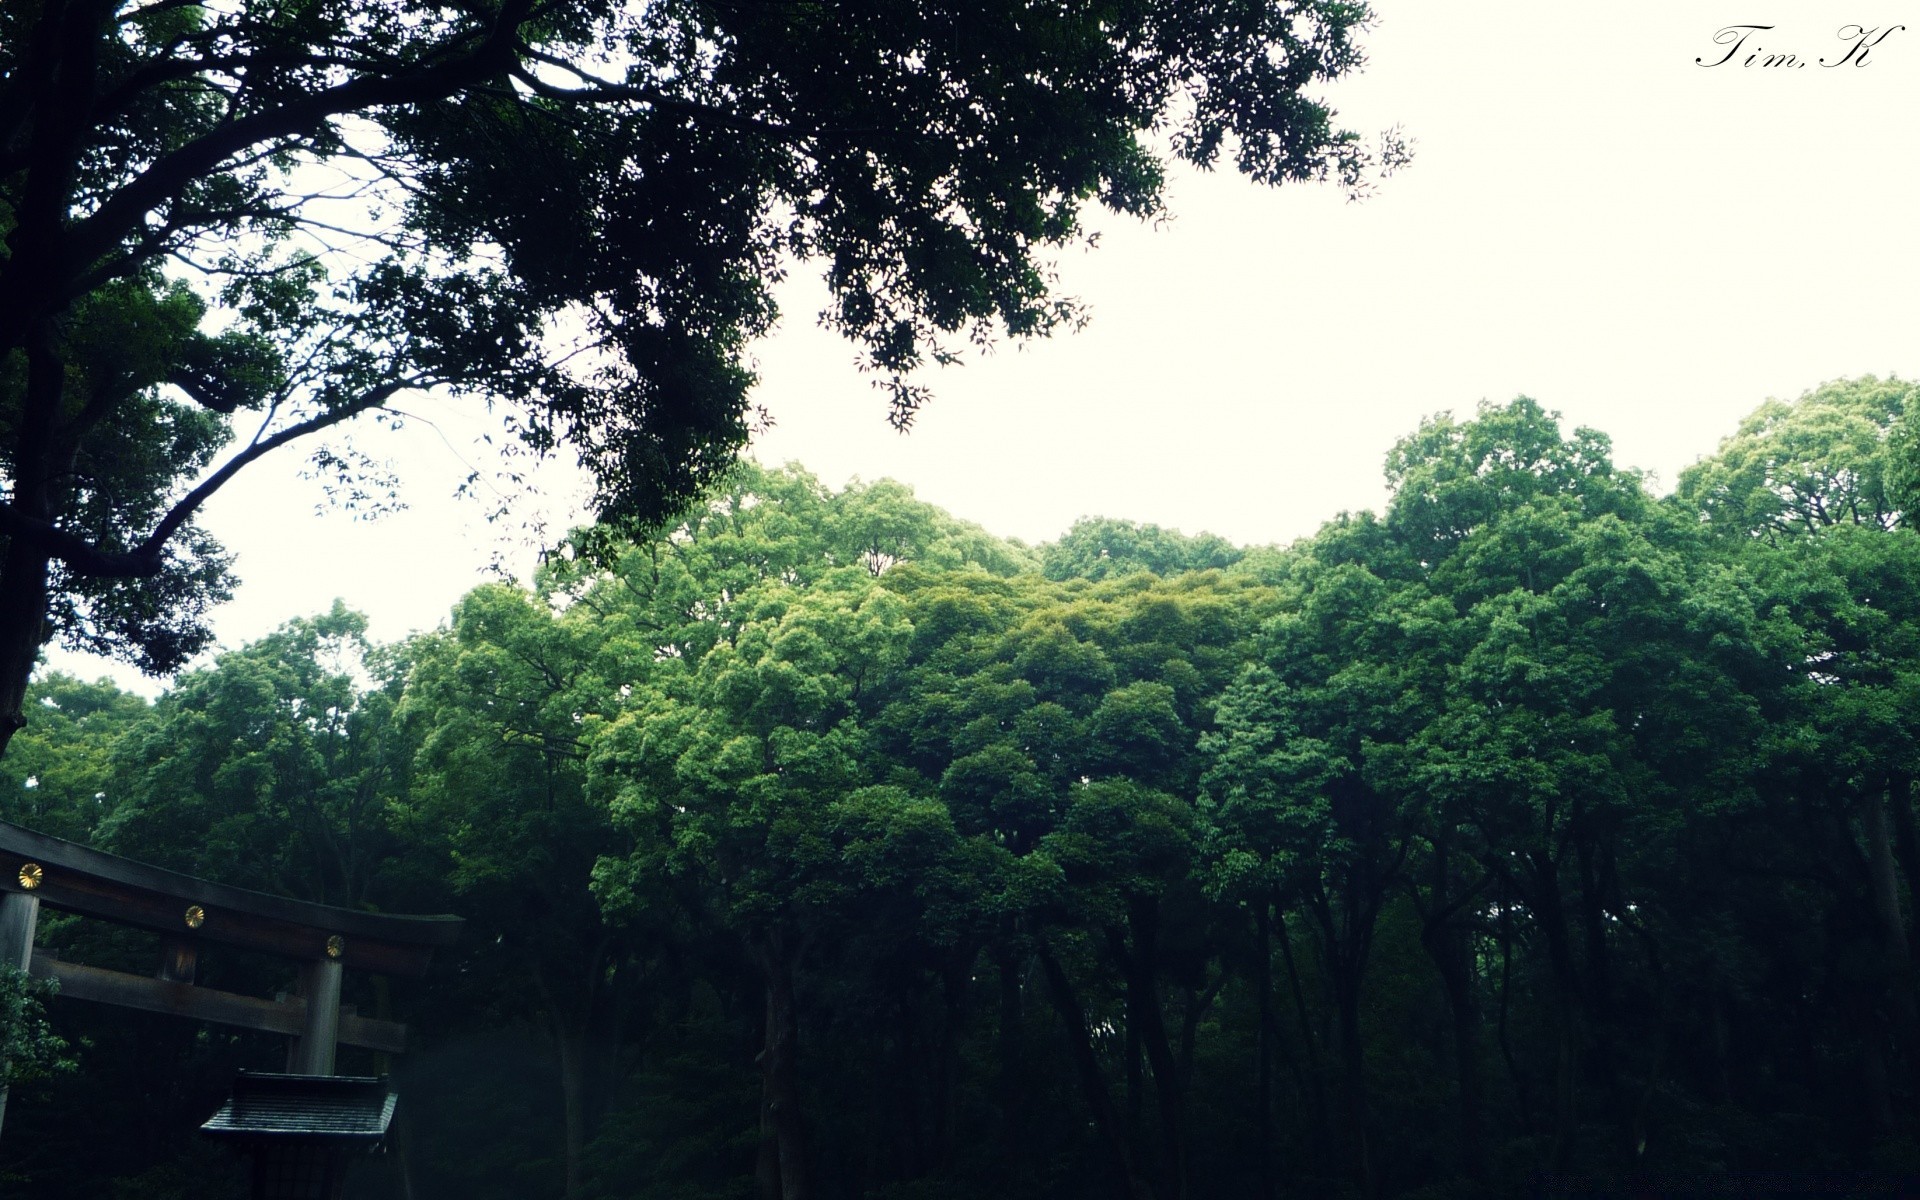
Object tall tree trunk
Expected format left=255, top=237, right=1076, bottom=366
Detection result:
left=0, top=544, right=51, bottom=762
left=752, top=936, right=810, bottom=1200
left=996, top=940, right=1028, bottom=1167
left=1528, top=853, right=1581, bottom=1171
left=893, top=989, right=923, bottom=1179
left=1863, top=783, right=1913, bottom=969
left=1552, top=1003, right=1577, bottom=1170
left=1255, top=903, right=1276, bottom=1200
left=1852, top=997, right=1896, bottom=1133
left=1274, top=905, right=1329, bottom=1169
left=0, top=332, right=65, bottom=763
left=1887, top=774, right=1920, bottom=942
left=1035, top=938, right=1156, bottom=1200
left=1309, top=883, right=1375, bottom=1198
left=1423, top=916, right=1484, bottom=1178
left=1494, top=894, right=1534, bottom=1134
left=1417, top=835, right=1485, bottom=1178
left=533, top=965, right=600, bottom=1200
left=1124, top=942, right=1143, bottom=1142
left=1124, top=901, right=1190, bottom=1200
left=556, top=1025, right=589, bottom=1200
left=1332, top=963, right=1372, bottom=1198
left=1574, top=833, right=1626, bottom=1145
left=1862, top=779, right=1919, bottom=1091
left=936, top=964, right=965, bottom=1171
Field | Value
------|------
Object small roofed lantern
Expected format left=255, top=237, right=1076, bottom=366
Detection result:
left=201, top=1072, right=396, bottom=1200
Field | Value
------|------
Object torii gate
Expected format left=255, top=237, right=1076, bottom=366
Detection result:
left=0, top=820, right=461, bottom=1134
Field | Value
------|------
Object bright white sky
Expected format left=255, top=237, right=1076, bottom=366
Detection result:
left=42, top=0, right=1920, bottom=692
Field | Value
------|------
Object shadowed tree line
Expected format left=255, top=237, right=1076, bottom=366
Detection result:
left=5, top=378, right=1920, bottom=1199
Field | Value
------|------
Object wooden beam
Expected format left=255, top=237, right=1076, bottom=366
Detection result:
left=338, top=1010, right=404, bottom=1058
left=30, top=954, right=407, bottom=1055
left=0, top=822, right=460, bottom=977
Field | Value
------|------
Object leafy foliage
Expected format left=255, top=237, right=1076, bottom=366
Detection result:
left=96, top=602, right=410, bottom=905
left=0, top=967, right=70, bottom=1087
left=0, top=673, right=150, bottom=842
left=0, top=0, right=1404, bottom=758
left=1041, top=517, right=1243, bottom=582
left=1676, top=375, right=1915, bottom=538
left=10, top=388, right=1920, bottom=1197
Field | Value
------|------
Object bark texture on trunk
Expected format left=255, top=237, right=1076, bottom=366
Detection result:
left=0, top=330, right=64, bottom=763
left=0, top=545, right=51, bottom=762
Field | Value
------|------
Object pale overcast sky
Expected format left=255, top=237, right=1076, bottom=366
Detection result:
left=42, top=0, right=1920, bottom=691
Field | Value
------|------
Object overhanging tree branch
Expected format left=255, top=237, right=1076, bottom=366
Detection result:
left=27, top=0, right=537, bottom=317
left=139, top=378, right=422, bottom=557
left=2, top=0, right=1396, bottom=763
left=0, top=378, right=416, bottom=580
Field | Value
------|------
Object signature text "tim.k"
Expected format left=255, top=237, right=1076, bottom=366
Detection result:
left=1697, top=23, right=1904, bottom=68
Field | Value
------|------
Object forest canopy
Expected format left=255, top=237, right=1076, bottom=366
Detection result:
left=6, top=377, right=1920, bottom=1200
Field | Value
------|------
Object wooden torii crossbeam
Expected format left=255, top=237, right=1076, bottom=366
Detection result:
left=0, top=820, right=461, bottom=1131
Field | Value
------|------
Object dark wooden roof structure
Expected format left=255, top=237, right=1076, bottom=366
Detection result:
left=202, top=1073, right=397, bottom=1143
left=202, top=1073, right=399, bottom=1200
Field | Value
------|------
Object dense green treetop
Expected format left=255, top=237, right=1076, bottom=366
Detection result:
left=1675, top=375, right=1920, bottom=825
left=1676, top=375, right=1915, bottom=540
left=549, top=463, right=1033, bottom=667
left=0, top=671, right=149, bottom=843
left=1382, top=397, right=1646, bottom=565
left=10, top=391, right=1920, bottom=1197
left=1040, top=517, right=1243, bottom=582
left=94, top=602, right=412, bottom=905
